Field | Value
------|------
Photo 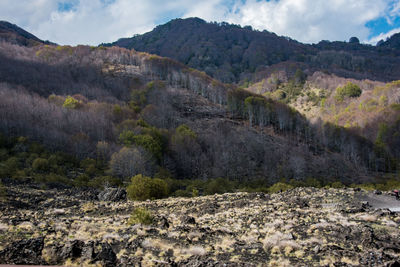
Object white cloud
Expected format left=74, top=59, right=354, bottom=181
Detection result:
left=182, top=0, right=231, bottom=22
left=223, top=0, right=388, bottom=43
left=367, top=27, right=400, bottom=44
left=0, top=0, right=58, bottom=28
left=0, top=0, right=398, bottom=45
left=390, top=0, right=400, bottom=17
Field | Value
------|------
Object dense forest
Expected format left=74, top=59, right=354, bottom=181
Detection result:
left=0, top=20, right=399, bottom=197
left=107, top=18, right=400, bottom=83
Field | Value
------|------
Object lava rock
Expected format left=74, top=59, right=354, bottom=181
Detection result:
left=158, top=216, right=170, bottom=228
left=98, top=187, right=127, bottom=202
left=181, top=215, right=196, bottom=224
left=93, top=242, right=118, bottom=267
left=0, top=237, right=45, bottom=265
left=60, top=240, right=85, bottom=260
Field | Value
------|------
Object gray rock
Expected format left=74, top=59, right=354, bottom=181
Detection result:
left=0, top=237, right=45, bottom=265
left=98, top=187, right=126, bottom=202
left=60, top=240, right=84, bottom=260
left=93, top=243, right=118, bottom=267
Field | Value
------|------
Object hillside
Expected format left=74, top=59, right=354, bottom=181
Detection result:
left=246, top=70, right=400, bottom=170
left=0, top=40, right=377, bottom=187
left=0, top=21, right=50, bottom=47
left=0, top=19, right=400, bottom=267
left=107, top=18, right=400, bottom=83
left=0, top=21, right=397, bottom=191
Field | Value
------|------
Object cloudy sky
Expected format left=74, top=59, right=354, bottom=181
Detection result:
left=1, top=0, right=400, bottom=45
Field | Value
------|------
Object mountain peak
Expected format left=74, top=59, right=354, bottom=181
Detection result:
left=0, top=20, right=48, bottom=46
left=379, top=32, right=400, bottom=49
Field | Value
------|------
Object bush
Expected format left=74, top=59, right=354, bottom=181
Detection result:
left=63, top=96, right=80, bottom=109
left=128, top=207, right=153, bottom=225
left=330, top=181, right=345, bottom=188
left=335, top=82, right=362, bottom=101
left=268, top=182, right=294, bottom=193
left=35, top=173, right=72, bottom=186
left=126, top=174, right=169, bottom=200
left=0, top=157, right=19, bottom=177
left=119, top=131, right=162, bottom=160
left=74, top=174, right=90, bottom=187
left=32, top=158, right=49, bottom=172
left=87, top=176, right=122, bottom=189
left=0, top=181, right=6, bottom=201
left=176, top=124, right=197, bottom=139
left=205, top=177, right=234, bottom=195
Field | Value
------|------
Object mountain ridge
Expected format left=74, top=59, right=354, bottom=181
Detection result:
left=106, top=17, right=400, bottom=83
left=0, top=21, right=52, bottom=46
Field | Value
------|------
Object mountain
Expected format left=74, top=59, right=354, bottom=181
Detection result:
left=106, top=18, right=312, bottom=83
left=107, top=18, right=400, bottom=83
left=0, top=20, right=392, bottom=188
left=0, top=21, right=51, bottom=46
left=378, top=32, right=400, bottom=49
left=106, top=18, right=400, bottom=163
left=1, top=20, right=400, bottom=267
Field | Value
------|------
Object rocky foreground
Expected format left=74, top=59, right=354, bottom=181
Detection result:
left=0, top=185, right=400, bottom=266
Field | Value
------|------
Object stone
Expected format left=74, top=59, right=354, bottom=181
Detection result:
left=98, top=187, right=126, bottom=202
left=0, top=237, right=45, bottom=265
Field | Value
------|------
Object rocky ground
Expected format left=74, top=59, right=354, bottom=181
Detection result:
left=0, top=184, right=400, bottom=266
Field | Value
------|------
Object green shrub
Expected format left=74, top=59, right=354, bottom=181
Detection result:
left=268, top=182, right=294, bottom=193
left=356, top=183, right=376, bottom=191
left=128, top=207, right=153, bottom=225
left=74, top=174, right=90, bottom=187
left=63, top=96, right=80, bottom=109
left=87, top=176, right=122, bottom=189
left=35, top=173, right=72, bottom=185
left=304, top=177, right=322, bottom=188
left=173, top=189, right=192, bottom=197
left=176, top=124, right=197, bottom=139
left=171, top=124, right=197, bottom=146
left=131, top=135, right=162, bottom=160
left=127, top=174, right=169, bottom=200
left=205, top=177, right=233, bottom=195
left=32, top=158, right=49, bottom=172
left=335, top=82, right=362, bottom=101
left=119, top=131, right=162, bottom=160
left=0, top=157, right=19, bottom=177
left=375, top=179, right=400, bottom=191
left=0, top=149, right=8, bottom=161
left=12, top=169, right=27, bottom=179
left=0, top=181, right=6, bottom=201
left=80, top=158, right=96, bottom=169
left=330, top=181, right=345, bottom=188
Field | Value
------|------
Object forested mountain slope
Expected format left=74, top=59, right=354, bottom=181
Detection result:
left=107, top=18, right=400, bottom=83
left=0, top=22, right=397, bottom=194
left=0, top=21, right=51, bottom=47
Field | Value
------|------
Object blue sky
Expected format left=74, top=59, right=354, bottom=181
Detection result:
left=0, top=0, right=399, bottom=45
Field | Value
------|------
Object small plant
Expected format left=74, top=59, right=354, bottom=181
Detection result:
left=127, top=174, right=169, bottom=200
left=0, top=181, right=6, bottom=201
left=335, top=82, right=362, bottom=101
left=268, top=182, right=294, bottom=193
left=128, top=207, right=153, bottom=225
left=63, top=96, right=80, bottom=109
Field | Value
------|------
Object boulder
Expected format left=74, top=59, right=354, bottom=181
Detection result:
left=98, top=187, right=126, bottom=202
left=0, top=237, right=45, bottom=265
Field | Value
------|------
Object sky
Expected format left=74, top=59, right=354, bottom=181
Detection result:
left=0, top=0, right=400, bottom=46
